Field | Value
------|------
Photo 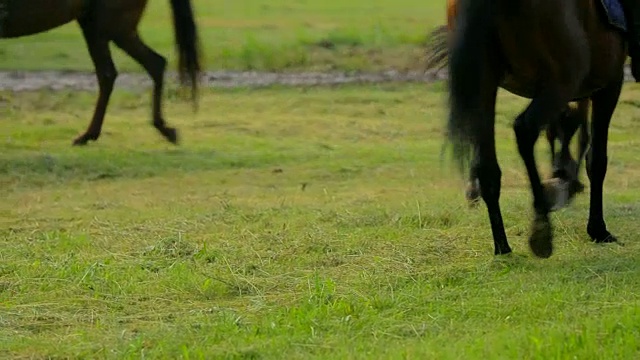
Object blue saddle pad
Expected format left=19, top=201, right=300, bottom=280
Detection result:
left=600, top=0, right=627, bottom=32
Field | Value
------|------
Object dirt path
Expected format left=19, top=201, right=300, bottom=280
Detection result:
left=0, top=66, right=634, bottom=91
left=0, top=70, right=445, bottom=92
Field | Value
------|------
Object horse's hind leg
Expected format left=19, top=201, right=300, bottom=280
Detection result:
left=470, top=86, right=512, bottom=255
left=573, top=99, right=591, bottom=193
left=545, top=110, right=561, bottom=166
left=471, top=109, right=576, bottom=214
left=547, top=104, right=582, bottom=200
left=73, top=18, right=117, bottom=146
left=513, top=92, right=569, bottom=258
left=560, top=101, right=589, bottom=195
left=586, top=79, right=622, bottom=244
left=465, top=168, right=481, bottom=207
left=113, top=33, right=177, bottom=144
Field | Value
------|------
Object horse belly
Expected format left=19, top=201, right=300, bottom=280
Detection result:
left=1, top=0, right=85, bottom=38
left=500, top=74, right=537, bottom=99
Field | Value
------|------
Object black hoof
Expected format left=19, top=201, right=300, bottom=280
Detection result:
left=593, top=233, right=618, bottom=244
left=161, top=127, right=179, bottom=144
left=529, top=215, right=553, bottom=258
left=72, top=133, right=98, bottom=146
left=494, top=246, right=513, bottom=256
left=73, top=138, right=88, bottom=146
left=587, top=224, right=618, bottom=244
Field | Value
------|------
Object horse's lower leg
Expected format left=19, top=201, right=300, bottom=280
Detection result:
left=545, top=117, right=558, bottom=166
left=514, top=94, right=566, bottom=258
left=557, top=126, right=586, bottom=195
left=538, top=98, right=590, bottom=211
left=586, top=81, right=622, bottom=243
left=550, top=100, right=590, bottom=198
left=470, top=87, right=511, bottom=255
left=474, top=147, right=511, bottom=255
left=553, top=126, right=578, bottom=181
left=574, top=101, right=591, bottom=193
left=465, top=168, right=481, bottom=207
left=469, top=104, right=580, bottom=209
left=114, top=33, right=177, bottom=144
left=73, top=20, right=117, bottom=146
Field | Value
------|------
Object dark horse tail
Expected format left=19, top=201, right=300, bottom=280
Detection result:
left=424, top=25, right=450, bottom=73
left=169, top=0, right=202, bottom=105
left=447, top=0, right=497, bottom=172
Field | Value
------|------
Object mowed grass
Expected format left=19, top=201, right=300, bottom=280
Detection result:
left=2, top=82, right=640, bottom=358
left=0, top=0, right=443, bottom=72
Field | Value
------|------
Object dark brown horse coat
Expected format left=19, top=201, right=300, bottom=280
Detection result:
left=447, top=0, right=625, bottom=257
left=425, top=0, right=592, bottom=207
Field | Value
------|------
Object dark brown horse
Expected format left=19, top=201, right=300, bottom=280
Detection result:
left=425, top=0, right=591, bottom=208
left=0, top=0, right=202, bottom=145
left=447, top=0, right=625, bottom=257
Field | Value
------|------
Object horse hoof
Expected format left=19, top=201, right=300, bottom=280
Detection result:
left=72, top=138, right=88, bottom=146
left=595, top=234, right=618, bottom=243
left=543, top=177, right=571, bottom=212
left=587, top=223, right=619, bottom=244
left=72, top=135, right=91, bottom=146
left=572, top=180, right=586, bottom=194
left=466, top=194, right=480, bottom=208
left=529, top=215, right=553, bottom=258
left=593, top=233, right=618, bottom=244
left=494, top=246, right=513, bottom=256
left=163, top=127, right=179, bottom=144
left=465, top=180, right=481, bottom=208
left=72, top=131, right=100, bottom=146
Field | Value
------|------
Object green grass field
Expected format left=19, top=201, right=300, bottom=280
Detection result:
left=3, top=0, right=640, bottom=357
left=0, top=0, right=444, bottom=72
left=2, top=82, right=640, bottom=358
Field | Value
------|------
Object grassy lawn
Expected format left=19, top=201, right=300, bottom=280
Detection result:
left=0, top=0, right=444, bottom=72
left=2, top=82, right=640, bottom=358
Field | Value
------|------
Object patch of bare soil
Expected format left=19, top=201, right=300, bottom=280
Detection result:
left=0, top=65, right=633, bottom=92
left=0, top=69, right=448, bottom=92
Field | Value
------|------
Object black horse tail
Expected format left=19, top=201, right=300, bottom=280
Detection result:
left=169, top=0, right=202, bottom=106
left=446, top=0, right=497, bottom=173
left=424, top=25, right=450, bottom=73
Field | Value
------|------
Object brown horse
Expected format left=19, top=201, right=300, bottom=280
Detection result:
left=447, top=0, right=625, bottom=257
left=0, top=0, right=202, bottom=145
left=425, top=0, right=591, bottom=208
